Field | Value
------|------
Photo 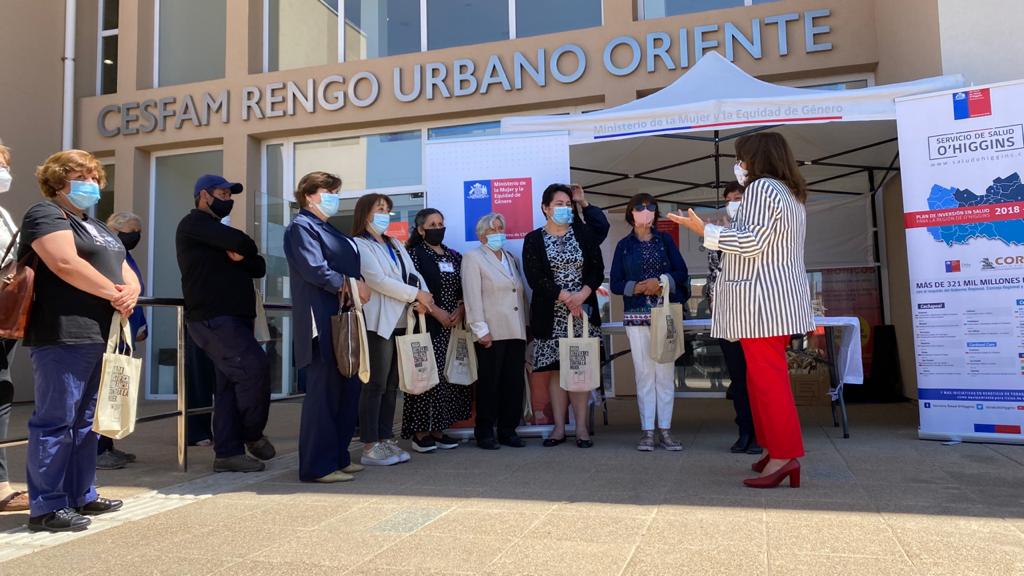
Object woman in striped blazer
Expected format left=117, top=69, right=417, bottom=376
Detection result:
left=669, top=132, right=814, bottom=489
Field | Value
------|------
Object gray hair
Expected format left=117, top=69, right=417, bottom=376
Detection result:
left=106, top=211, right=143, bottom=232
left=475, top=213, right=506, bottom=240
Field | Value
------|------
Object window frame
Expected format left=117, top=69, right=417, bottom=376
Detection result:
left=263, top=0, right=605, bottom=72
left=96, top=0, right=119, bottom=95
left=637, top=0, right=769, bottom=20
left=145, top=144, right=224, bottom=400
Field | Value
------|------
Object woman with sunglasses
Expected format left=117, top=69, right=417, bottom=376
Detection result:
left=610, top=193, right=689, bottom=452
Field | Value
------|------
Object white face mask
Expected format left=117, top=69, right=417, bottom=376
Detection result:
left=725, top=201, right=741, bottom=220
left=733, top=163, right=748, bottom=187
left=0, top=168, right=11, bottom=194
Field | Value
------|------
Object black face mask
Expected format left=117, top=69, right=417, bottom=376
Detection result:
left=210, top=197, right=234, bottom=219
left=423, top=227, right=446, bottom=247
left=118, top=231, right=141, bottom=251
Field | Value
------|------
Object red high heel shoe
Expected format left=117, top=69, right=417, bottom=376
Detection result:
left=751, top=453, right=770, bottom=473
left=743, top=459, right=800, bottom=489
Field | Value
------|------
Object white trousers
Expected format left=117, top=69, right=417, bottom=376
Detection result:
left=626, top=325, right=677, bottom=430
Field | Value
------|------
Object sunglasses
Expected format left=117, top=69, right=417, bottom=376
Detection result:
left=632, top=203, right=657, bottom=212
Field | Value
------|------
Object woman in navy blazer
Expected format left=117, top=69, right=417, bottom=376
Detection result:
left=283, top=171, right=370, bottom=483
left=610, top=193, right=688, bottom=452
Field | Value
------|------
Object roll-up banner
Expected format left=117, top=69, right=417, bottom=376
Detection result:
left=896, top=81, right=1024, bottom=444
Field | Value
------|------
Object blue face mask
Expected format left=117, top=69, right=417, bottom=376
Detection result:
left=370, top=212, right=390, bottom=234
left=486, top=233, right=506, bottom=251
left=317, top=193, right=340, bottom=218
left=552, top=205, right=573, bottom=225
left=68, top=180, right=101, bottom=210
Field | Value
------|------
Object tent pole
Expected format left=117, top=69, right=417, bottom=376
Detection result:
left=714, top=130, right=721, bottom=205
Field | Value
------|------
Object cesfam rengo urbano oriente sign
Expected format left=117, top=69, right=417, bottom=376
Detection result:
left=96, top=9, right=833, bottom=137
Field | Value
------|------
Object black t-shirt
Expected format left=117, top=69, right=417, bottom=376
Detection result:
left=18, top=201, right=125, bottom=346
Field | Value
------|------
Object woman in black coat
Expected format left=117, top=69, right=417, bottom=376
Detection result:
left=522, top=184, right=604, bottom=448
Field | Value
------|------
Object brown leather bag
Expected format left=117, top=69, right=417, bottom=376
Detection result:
left=0, top=232, right=37, bottom=339
left=332, top=277, right=370, bottom=382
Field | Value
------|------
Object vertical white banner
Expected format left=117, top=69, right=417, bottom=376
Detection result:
left=896, top=81, right=1024, bottom=444
left=424, top=132, right=571, bottom=260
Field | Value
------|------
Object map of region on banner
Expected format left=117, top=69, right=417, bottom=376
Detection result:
left=463, top=177, right=533, bottom=241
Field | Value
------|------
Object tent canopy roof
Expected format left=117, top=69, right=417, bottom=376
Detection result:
left=501, top=51, right=966, bottom=144
left=499, top=51, right=967, bottom=208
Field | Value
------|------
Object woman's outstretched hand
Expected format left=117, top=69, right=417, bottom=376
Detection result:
left=667, top=208, right=706, bottom=236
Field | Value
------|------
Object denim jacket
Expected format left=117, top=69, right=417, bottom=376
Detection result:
left=609, top=230, right=689, bottom=312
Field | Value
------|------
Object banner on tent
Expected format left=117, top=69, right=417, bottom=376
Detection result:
left=896, top=83, right=1024, bottom=445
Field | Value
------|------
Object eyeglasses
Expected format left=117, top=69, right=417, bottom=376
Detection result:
left=632, top=203, right=657, bottom=212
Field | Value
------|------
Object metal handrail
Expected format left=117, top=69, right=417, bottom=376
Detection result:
left=0, top=297, right=297, bottom=472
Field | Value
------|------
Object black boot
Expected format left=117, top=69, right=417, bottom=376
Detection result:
left=730, top=435, right=751, bottom=453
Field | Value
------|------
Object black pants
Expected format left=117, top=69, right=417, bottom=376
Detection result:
left=0, top=338, right=16, bottom=483
left=299, top=341, right=360, bottom=481
left=474, top=339, right=526, bottom=441
left=721, top=339, right=755, bottom=438
left=186, top=316, right=271, bottom=459
left=360, top=331, right=399, bottom=443
left=185, top=331, right=217, bottom=445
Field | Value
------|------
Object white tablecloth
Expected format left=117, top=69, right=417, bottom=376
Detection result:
left=603, top=316, right=864, bottom=385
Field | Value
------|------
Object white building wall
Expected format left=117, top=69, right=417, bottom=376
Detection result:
left=938, top=0, right=1024, bottom=84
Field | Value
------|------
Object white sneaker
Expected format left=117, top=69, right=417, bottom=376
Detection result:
left=360, top=442, right=400, bottom=466
left=385, top=439, right=411, bottom=463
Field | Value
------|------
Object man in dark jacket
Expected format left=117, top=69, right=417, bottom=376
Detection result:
left=176, top=174, right=274, bottom=473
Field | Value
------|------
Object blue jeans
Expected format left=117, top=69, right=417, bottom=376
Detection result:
left=27, top=343, right=105, bottom=516
left=186, top=316, right=271, bottom=459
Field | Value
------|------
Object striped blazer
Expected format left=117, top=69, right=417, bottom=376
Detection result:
left=705, top=177, right=814, bottom=341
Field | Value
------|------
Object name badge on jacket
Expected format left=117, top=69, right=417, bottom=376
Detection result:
left=439, top=261, right=455, bottom=273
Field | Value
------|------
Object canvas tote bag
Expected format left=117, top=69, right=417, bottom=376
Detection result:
left=253, top=286, right=272, bottom=343
left=93, top=312, right=143, bottom=439
left=649, top=274, right=686, bottom=364
left=444, top=320, right=478, bottom=385
left=333, top=276, right=371, bottom=383
left=558, top=311, right=601, bottom=392
left=396, top=307, right=440, bottom=395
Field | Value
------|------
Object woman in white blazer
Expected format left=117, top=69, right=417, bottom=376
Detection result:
left=461, top=213, right=529, bottom=449
left=670, top=132, right=814, bottom=489
left=352, top=193, right=433, bottom=467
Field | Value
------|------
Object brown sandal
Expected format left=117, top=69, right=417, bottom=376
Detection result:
left=0, top=491, right=29, bottom=512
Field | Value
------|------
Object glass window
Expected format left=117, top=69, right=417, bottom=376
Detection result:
left=516, top=0, right=602, bottom=38
left=266, top=0, right=339, bottom=72
left=427, top=0, right=509, bottom=50
left=102, top=0, right=119, bottom=30
left=99, top=0, right=119, bottom=95
left=294, top=130, right=421, bottom=192
left=427, top=122, right=501, bottom=141
left=806, top=79, right=869, bottom=91
left=100, top=35, right=118, bottom=95
left=642, top=0, right=744, bottom=18
left=344, top=0, right=421, bottom=61
left=95, top=164, right=115, bottom=223
left=148, top=150, right=223, bottom=397
left=158, top=0, right=226, bottom=86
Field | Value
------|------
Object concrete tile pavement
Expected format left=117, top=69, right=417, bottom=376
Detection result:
left=0, top=399, right=1022, bottom=575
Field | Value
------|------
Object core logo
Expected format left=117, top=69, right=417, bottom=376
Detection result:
left=944, top=260, right=961, bottom=273
left=980, top=255, right=1024, bottom=271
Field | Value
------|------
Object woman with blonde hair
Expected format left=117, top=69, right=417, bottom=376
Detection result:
left=19, top=150, right=140, bottom=531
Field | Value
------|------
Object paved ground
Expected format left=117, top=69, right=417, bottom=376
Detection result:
left=1, top=398, right=1023, bottom=576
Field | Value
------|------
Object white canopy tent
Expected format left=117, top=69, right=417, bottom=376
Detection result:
left=501, top=51, right=968, bottom=273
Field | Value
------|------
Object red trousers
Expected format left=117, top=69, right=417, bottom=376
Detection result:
left=740, top=336, right=805, bottom=459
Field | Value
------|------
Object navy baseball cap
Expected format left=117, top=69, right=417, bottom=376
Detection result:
left=194, top=174, right=243, bottom=198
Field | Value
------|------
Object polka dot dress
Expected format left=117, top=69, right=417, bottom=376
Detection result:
left=402, top=245, right=472, bottom=437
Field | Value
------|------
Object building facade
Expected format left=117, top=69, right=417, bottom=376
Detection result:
left=2, top=0, right=1023, bottom=401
